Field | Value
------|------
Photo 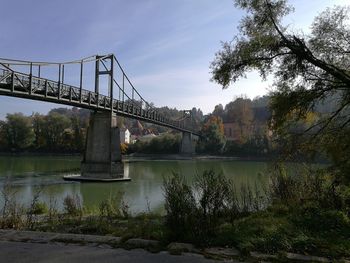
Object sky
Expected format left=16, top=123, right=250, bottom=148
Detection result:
left=0, top=0, right=348, bottom=118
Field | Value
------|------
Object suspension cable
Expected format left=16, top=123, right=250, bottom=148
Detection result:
left=0, top=54, right=111, bottom=66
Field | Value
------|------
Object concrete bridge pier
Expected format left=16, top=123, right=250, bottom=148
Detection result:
left=65, top=111, right=130, bottom=182
left=180, top=132, right=195, bottom=155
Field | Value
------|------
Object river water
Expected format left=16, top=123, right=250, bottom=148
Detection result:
left=0, top=156, right=269, bottom=214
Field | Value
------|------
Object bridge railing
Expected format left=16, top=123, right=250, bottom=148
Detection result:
left=0, top=57, right=198, bottom=134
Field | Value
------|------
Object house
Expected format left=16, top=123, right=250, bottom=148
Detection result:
left=120, top=128, right=130, bottom=144
left=223, top=122, right=242, bottom=142
left=130, top=121, right=144, bottom=136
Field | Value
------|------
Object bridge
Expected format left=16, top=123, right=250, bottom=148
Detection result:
left=0, top=54, right=198, bottom=181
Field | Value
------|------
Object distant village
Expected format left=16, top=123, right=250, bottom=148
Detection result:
left=120, top=120, right=170, bottom=144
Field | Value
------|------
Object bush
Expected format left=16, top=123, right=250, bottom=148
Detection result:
left=99, top=193, right=129, bottom=222
left=194, top=170, right=230, bottom=239
left=163, top=173, right=196, bottom=241
left=63, top=194, right=83, bottom=218
left=31, top=202, right=48, bottom=215
left=269, top=163, right=350, bottom=212
left=163, top=170, right=269, bottom=245
left=128, top=134, right=180, bottom=154
left=120, top=143, right=128, bottom=154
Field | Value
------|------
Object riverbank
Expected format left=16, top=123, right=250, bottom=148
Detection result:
left=0, top=230, right=338, bottom=262
left=0, top=151, right=271, bottom=162
left=0, top=212, right=347, bottom=263
left=0, top=151, right=82, bottom=157
left=0, top=239, right=220, bottom=263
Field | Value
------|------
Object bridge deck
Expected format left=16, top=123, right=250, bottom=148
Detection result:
left=0, top=69, right=199, bottom=135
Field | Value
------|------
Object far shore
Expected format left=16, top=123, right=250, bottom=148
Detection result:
left=0, top=151, right=272, bottom=162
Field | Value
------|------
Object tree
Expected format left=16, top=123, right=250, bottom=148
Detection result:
left=43, top=112, right=71, bottom=151
left=225, top=97, right=254, bottom=142
left=212, top=104, right=224, bottom=119
left=4, top=113, right=34, bottom=151
left=198, top=116, right=226, bottom=154
left=211, top=0, right=350, bottom=180
left=70, top=113, right=85, bottom=152
left=32, top=113, right=47, bottom=149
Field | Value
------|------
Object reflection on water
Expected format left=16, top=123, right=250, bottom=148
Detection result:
left=0, top=156, right=268, bottom=214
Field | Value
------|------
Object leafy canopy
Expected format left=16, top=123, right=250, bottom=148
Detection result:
left=211, top=0, right=350, bottom=178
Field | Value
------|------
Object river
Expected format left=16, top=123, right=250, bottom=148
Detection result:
left=0, top=156, right=269, bottom=214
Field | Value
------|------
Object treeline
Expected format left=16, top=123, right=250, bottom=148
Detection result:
left=0, top=108, right=89, bottom=153
left=197, top=96, right=273, bottom=156
left=196, top=94, right=341, bottom=157
left=128, top=133, right=181, bottom=154
left=0, top=104, right=204, bottom=154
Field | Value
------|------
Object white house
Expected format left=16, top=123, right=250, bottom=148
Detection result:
left=120, top=128, right=130, bottom=144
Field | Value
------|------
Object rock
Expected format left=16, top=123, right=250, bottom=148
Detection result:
left=124, top=238, right=160, bottom=250
left=0, top=230, right=18, bottom=240
left=167, top=242, right=195, bottom=255
left=204, top=247, right=240, bottom=258
left=286, top=252, right=330, bottom=262
left=97, top=244, right=113, bottom=249
left=52, top=233, right=121, bottom=246
left=1, top=230, right=59, bottom=243
left=250, top=251, right=277, bottom=260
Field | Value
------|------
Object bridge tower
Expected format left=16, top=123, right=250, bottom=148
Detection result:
left=180, top=132, right=195, bottom=154
left=179, top=110, right=196, bottom=155
left=80, top=55, right=128, bottom=181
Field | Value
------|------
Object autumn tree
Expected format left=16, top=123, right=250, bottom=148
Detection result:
left=211, top=0, right=350, bottom=181
left=212, top=104, right=224, bottom=119
left=197, top=116, right=226, bottom=154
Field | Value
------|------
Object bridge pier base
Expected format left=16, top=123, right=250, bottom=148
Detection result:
left=180, top=132, right=195, bottom=155
left=65, top=111, right=130, bottom=182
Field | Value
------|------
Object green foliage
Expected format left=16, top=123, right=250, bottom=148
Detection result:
left=128, top=133, right=181, bottom=154
left=269, top=164, right=350, bottom=211
left=98, top=192, right=129, bottom=221
left=0, top=107, right=89, bottom=153
left=3, top=113, right=34, bottom=151
left=211, top=0, right=350, bottom=180
left=195, top=170, right=231, bottom=237
left=44, top=112, right=72, bottom=150
left=197, top=116, right=226, bottom=154
left=223, top=135, right=271, bottom=157
left=31, top=202, right=48, bottom=215
left=163, top=170, right=268, bottom=245
left=63, top=194, right=83, bottom=218
left=163, top=173, right=196, bottom=241
left=0, top=180, right=26, bottom=229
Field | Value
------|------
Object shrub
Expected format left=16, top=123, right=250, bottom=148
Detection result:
left=163, top=170, right=269, bottom=245
left=98, top=192, right=129, bottom=222
left=120, top=143, right=128, bottom=154
left=63, top=194, right=83, bottom=218
left=31, top=202, right=48, bottom=215
left=194, top=170, right=230, bottom=239
left=163, top=173, right=196, bottom=241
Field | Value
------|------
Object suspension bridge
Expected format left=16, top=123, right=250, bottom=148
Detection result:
left=0, top=54, right=198, bottom=181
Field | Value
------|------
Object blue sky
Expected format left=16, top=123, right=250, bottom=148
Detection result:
left=0, top=0, right=348, bottom=118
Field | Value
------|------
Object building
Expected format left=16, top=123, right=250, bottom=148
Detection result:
left=120, top=128, right=130, bottom=144
left=223, top=122, right=241, bottom=142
